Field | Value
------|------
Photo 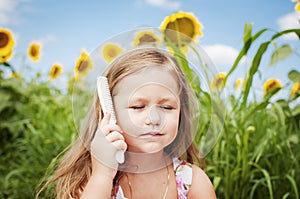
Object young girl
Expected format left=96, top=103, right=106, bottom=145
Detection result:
left=37, top=47, right=216, bottom=199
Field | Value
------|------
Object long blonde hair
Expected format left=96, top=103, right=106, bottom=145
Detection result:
left=36, top=47, right=204, bottom=199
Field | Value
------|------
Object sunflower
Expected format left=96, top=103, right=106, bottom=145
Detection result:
left=160, top=11, right=203, bottom=48
left=295, top=3, right=300, bottom=12
left=0, top=49, right=13, bottom=63
left=28, top=42, right=41, bottom=62
left=211, top=72, right=226, bottom=91
left=74, top=51, right=93, bottom=79
left=49, top=63, right=63, bottom=80
left=102, top=43, right=123, bottom=63
left=290, top=82, right=300, bottom=96
left=10, top=71, right=21, bottom=78
left=0, top=28, right=15, bottom=57
left=235, top=78, right=243, bottom=90
left=133, top=31, right=160, bottom=46
left=263, top=79, right=282, bottom=96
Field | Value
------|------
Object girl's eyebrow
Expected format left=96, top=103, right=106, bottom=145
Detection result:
left=128, top=97, right=147, bottom=103
left=158, top=97, right=178, bottom=104
left=129, top=96, right=179, bottom=104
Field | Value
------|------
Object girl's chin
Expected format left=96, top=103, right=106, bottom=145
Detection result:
left=127, top=145, right=164, bottom=155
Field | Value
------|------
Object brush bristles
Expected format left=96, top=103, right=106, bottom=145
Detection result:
left=97, top=76, right=117, bottom=124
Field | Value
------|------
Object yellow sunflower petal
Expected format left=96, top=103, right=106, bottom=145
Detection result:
left=290, top=82, right=300, bottom=96
left=0, top=28, right=15, bottom=56
left=102, top=43, right=123, bottom=63
left=74, top=51, right=93, bottom=79
left=295, top=3, right=300, bottom=12
left=0, top=49, right=13, bottom=63
left=211, top=72, right=226, bottom=91
left=49, top=63, right=63, bottom=80
left=28, top=42, right=41, bottom=62
left=235, top=78, right=243, bottom=90
left=263, top=79, right=282, bottom=96
left=160, top=11, right=203, bottom=49
left=10, top=71, right=22, bottom=78
left=133, top=31, right=160, bottom=46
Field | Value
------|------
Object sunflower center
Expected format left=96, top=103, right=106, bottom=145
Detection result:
left=165, top=17, right=194, bottom=45
left=267, top=81, right=277, bottom=90
left=30, top=46, right=38, bottom=57
left=53, top=67, right=59, bottom=75
left=0, top=32, right=9, bottom=48
left=78, top=60, right=88, bottom=72
left=139, top=34, right=157, bottom=44
left=216, top=78, right=224, bottom=88
left=107, top=48, right=118, bottom=58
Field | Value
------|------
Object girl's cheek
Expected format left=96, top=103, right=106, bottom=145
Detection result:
left=128, top=110, right=146, bottom=125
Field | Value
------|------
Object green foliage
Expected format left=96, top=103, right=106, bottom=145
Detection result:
left=201, top=24, right=300, bottom=198
left=165, top=22, right=300, bottom=198
left=270, top=44, right=293, bottom=66
left=0, top=75, right=76, bottom=198
left=288, top=70, right=300, bottom=83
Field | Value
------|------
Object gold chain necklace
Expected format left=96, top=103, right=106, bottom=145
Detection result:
left=125, top=165, right=170, bottom=199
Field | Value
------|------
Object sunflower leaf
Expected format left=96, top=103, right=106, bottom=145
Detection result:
left=269, top=44, right=293, bottom=66
left=243, top=23, right=253, bottom=44
left=288, top=70, right=300, bottom=83
left=224, top=27, right=268, bottom=86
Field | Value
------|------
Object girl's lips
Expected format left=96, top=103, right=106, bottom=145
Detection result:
left=139, top=132, right=163, bottom=138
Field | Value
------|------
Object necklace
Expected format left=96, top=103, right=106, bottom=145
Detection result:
left=125, top=165, right=170, bottom=199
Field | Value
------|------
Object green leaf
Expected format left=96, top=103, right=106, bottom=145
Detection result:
left=286, top=174, right=299, bottom=199
left=291, top=104, right=300, bottom=117
left=269, top=44, right=293, bottom=66
left=242, top=41, right=270, bottom=108
left=213, top=176, right=221, bottom=190
left=243, top=23, right=253, bottom=44
left=224, top=28, right=268, bottom=86
left=288, top=70, right=300, bottom=83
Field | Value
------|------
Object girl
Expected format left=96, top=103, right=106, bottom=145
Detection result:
left=37, top=47, right=216, bottom=199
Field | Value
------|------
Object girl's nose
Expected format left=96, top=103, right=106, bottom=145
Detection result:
left=145, top=105, right=162, bottom=125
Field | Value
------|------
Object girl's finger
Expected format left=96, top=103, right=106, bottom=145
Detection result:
left=106, top=131, right=125, bottom=142
left=112, top=140, right=127, bottom=152
left=101, top=124, right=122, bottom=136
left=99, top=112, right=111, bottom=128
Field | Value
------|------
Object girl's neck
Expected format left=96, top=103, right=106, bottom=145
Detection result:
left=120, top=151, right=172, bottom=173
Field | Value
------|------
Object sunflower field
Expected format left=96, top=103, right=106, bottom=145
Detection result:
left=1, top=9, right=300, bottom=199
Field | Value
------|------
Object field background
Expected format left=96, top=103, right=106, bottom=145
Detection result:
left=1, top=1, right=300, bottom=198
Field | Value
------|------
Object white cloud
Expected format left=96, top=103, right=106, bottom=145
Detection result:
left=36, top=34, right=57, bottom=46
left=144, top=0, right=181, bottom=10
left=0, top=0, right=30, bottom=25
left=276, top=12, right=300, bottom=40
left=203, top=44, right=243, bottom=67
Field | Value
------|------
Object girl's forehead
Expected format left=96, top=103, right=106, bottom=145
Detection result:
left=112, top=66, right=178, bottom=95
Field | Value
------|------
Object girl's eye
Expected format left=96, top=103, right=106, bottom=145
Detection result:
left=160, top=105, right=174, bottom=110
left=129, top=105, right=145, bottom=110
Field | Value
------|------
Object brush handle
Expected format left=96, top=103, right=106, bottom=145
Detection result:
left=97, top=76, right=124, bottom=164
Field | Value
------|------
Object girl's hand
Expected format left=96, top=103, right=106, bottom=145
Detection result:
left=90, top=113, right=127, bottom=179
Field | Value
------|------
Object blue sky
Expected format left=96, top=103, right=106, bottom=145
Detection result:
left=1, top=0, right=300, bottom=98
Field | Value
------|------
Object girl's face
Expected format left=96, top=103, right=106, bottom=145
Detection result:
left=112, top=66, right=180, bottom=154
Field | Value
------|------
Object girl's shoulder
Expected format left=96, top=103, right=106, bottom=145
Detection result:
left=173, top=158, right=216, bottom=199
left=186, top=162, right=217, bottom=198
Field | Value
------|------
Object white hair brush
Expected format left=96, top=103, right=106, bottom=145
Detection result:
left=97, top=76, right=125, bottom=164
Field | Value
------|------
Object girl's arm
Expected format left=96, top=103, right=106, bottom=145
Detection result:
left=80, top=171, right=113, bottom=199
left=188, top=165, right=217, bottom=199
left=80, top=113, right=127, bottom=198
